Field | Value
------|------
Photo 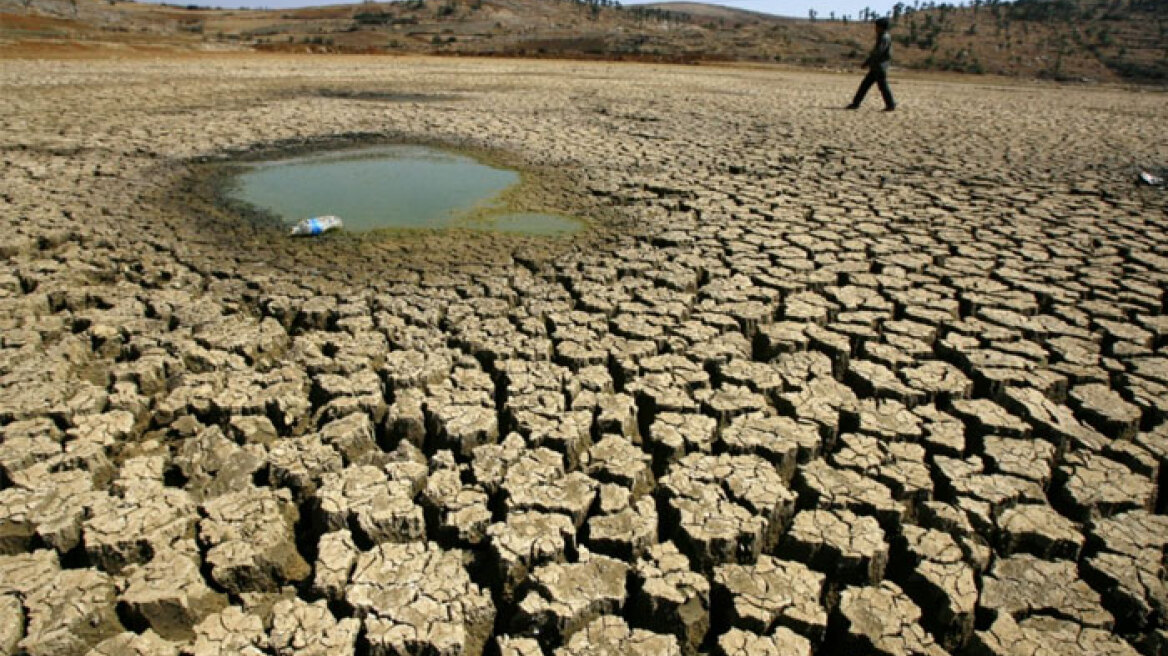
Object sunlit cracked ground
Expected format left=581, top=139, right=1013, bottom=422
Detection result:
left=2, top=54, right=1168, bottom=655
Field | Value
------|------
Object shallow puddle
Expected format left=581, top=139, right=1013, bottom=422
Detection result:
left=226, top=145, right=582, bottom=236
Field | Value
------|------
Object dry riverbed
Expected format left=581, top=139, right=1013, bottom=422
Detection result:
left=1, top=54, right=1168, bottom=655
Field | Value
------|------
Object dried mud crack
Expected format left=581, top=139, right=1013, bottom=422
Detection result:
left=1, top=54, right=1167, bottom=656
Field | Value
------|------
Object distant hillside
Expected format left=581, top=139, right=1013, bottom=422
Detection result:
left=1, top=0, right=1165, bottom=82
left=858, top=0, right=1168, bottom=81
left=640, top=1, right=782, bottom=20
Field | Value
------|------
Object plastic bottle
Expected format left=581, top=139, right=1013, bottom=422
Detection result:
left=289, top=215, right=343, bottom=236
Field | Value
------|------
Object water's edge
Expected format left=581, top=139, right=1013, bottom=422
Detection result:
left=204, top=137, right=587, bottom=238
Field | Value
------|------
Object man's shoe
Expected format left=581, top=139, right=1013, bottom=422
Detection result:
left=883, top=105, right=896, bottom=111
left=845, top=104, right=859, bottom=110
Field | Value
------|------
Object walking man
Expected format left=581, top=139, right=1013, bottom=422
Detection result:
left=847, top=17, right=896, bottom=111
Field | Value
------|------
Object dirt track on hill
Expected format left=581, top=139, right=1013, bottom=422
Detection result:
left=2, top=54, right=1168, bottom=655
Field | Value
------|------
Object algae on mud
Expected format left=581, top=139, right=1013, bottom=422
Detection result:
left=223, top=144, right=584, bottom=236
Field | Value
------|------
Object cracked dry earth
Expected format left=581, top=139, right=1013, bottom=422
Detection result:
left=1, top=54, right=1167, bottom=656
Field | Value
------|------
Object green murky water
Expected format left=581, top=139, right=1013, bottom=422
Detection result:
left=228, top=145, right=582, bottom=236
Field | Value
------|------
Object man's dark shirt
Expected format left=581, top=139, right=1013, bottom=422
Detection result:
left=864, top=31, right=892, bottom=72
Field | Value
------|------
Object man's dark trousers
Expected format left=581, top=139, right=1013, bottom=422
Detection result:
left=852, top=68, right=895, bottom=109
